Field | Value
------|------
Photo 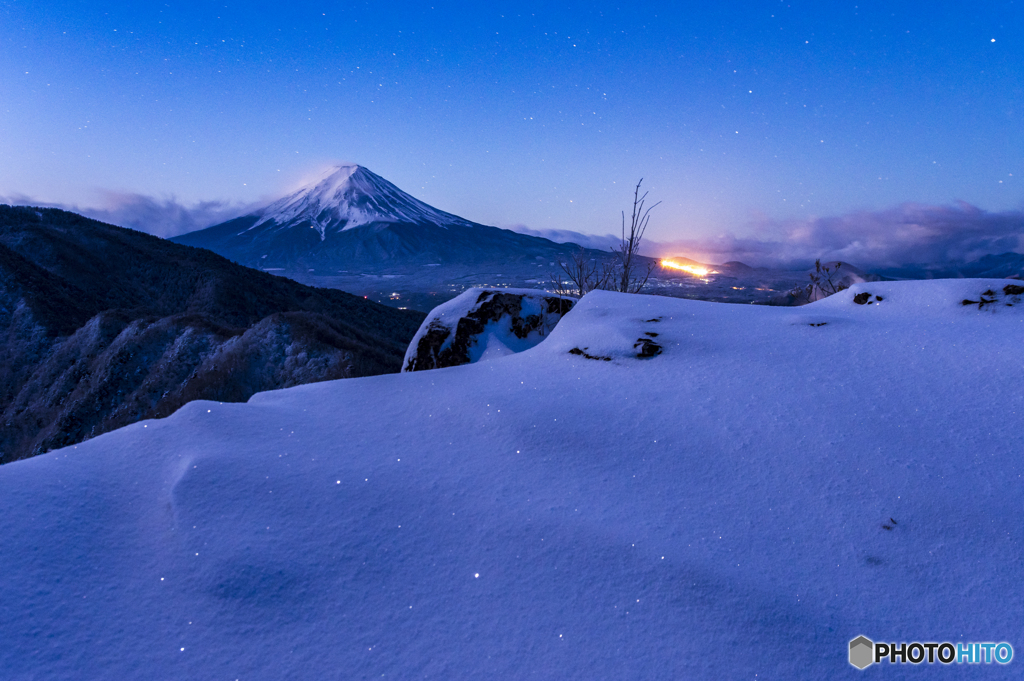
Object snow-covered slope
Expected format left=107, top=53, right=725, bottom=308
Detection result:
left=1, top=279, right=1022, bottom=679
left=252, top=165, right=475, bottom=238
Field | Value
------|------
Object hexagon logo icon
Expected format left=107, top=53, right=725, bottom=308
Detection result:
left=849, top=636, right=874, bottom=669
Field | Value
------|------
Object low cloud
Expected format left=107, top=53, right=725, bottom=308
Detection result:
left=562, top=202, right=1024, bottom=270
left=506, top=225, right=624, bottom=252
left=1, top=191, right=254, bottom=238
left=741, top=202, right=1024, bottom=268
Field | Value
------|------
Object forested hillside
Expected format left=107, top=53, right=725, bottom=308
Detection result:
left=0, top=206, right=424, bottom=463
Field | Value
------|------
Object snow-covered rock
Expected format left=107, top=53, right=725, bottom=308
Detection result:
left=1, top=279, right=1021, bottom=679
left=403, top=287, right=575, bottom=371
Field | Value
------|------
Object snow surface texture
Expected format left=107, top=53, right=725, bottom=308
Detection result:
left=403, top=287, right=576, bottom=371
left=252, top=165, right=476, bottom=237
left=1, top=280, right=1022, bottom=679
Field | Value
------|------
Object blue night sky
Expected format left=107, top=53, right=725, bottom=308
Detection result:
left=1, top=1, right=1022, bottom=261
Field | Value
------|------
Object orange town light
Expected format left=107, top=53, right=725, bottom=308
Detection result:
left=660, top=260, right=717, bottom=276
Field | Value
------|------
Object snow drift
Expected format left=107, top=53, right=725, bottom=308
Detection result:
left=1, top=279, right=1021, bottom=679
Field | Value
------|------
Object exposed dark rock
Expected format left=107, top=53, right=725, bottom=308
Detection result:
left=853, top=292, right=872, bottom=305
left=961, top=283, right=1023, bottom=310
left=403, top=288, right=575, bottom=372
left=568, top=347, right=612, bottom=361
left=962, top=296, right=997, bottom=309
left=633, top=338, right=662, bottom=358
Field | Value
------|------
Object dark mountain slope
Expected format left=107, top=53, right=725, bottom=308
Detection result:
left=874, top=253, right=1024, bottom=280
left=0, top=205, right=425, bottom=463
left=174, top=215, right=596, bottom=271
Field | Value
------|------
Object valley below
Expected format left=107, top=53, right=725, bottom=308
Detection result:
left=285, top=259, right=817, bottom=312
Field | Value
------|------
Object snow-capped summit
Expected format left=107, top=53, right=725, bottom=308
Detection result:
left=253, top=165, right=475, bottom=239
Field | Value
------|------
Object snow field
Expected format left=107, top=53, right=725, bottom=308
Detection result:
left=1, top=280, right=1021, bottom=679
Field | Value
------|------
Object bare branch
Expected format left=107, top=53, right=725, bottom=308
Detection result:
left=806, top=259, right=849, bottom=301
left=553, top=178, right=659, bottom=297
left=612, top=178, right=660, bottom=294
left=554, top=246, right=612, bottom=297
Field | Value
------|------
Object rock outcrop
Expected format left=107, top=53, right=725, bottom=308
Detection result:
left=403, top=288, right=575, bottom=371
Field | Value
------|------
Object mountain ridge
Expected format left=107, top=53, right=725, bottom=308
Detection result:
left=0, top=204, right=424, bottom=463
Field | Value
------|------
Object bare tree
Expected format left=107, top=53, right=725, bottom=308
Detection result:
left=552, top=246, right=613, bottom=297
left=551, top=178, right=659, bottom=298
left=612, top=179, right=660, bottom=294
left=802, top=259, right=848, bottom=302
left=548, top=269, right=575, bottom=298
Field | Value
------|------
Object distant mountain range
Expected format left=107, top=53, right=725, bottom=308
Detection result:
left=171, top=165, right=592, bottom=273
left=0, top=205, right=424, bottom=463
left=876, top=252, right=1024, bottom=280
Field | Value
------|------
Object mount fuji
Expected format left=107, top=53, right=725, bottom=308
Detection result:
left=171, top=165, right=588, bottom=274
left=169, top=166, right=809, bottom=312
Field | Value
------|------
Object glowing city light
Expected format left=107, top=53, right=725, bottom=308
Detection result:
left=660, top=260, right=717, bottom=276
